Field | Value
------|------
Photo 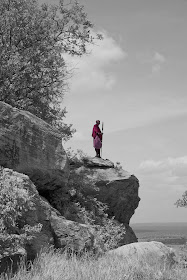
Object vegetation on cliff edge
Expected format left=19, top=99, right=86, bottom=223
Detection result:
left=0, top=0, right=101, bottom=140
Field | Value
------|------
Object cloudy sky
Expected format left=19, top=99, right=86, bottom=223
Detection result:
left=46, top=0, right=187, bottom=223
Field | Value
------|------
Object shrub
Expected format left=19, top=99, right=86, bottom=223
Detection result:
left=175, top=191, right=187, bottom=208
left=0, top=167, right=42, bottom=256
left=115, top=162, right=123, bottom=171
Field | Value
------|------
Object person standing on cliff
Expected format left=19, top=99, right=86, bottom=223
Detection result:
left=92, top=120, right=103, bottom=158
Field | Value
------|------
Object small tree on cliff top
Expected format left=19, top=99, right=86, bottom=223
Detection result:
left=0, top=0, right=101, bottom=140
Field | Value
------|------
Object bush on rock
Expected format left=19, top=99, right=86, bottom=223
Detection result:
left=0, top=167, right=42, bottom=257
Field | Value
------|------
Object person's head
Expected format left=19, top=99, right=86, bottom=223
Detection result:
left=96, top=120, right=100, bottom=125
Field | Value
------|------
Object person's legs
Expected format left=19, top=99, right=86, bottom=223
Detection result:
left=95, top=149, right=101, bottom=157
left=97, top=149, right=101, bottom=158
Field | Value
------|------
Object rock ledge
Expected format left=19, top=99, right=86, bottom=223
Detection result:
left=83, top=157, right=114, bottom=168
left=72, top=156, right=140, bottom=244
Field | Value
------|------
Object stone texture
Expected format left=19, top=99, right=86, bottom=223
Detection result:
left=83, top=157, right=114, bottom=168
left=50, top=215, right=94, bottom=253
left=108, top=241, right=177, bottom=267
left=0, top=167, right=55, bottom=261
left=0, top=167, right=96, bottom=265
left=73, top=157, right=140, bottom=244
left=75, top=158, right=140, bottom=224
left=120, top=224, right=138, bottom=245
left=95, top=174, right=140, bottom=224
left=0, top=101, right=69, bottom=191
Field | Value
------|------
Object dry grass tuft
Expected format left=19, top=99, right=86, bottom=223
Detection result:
left=1, top=247, right=187, bottom=280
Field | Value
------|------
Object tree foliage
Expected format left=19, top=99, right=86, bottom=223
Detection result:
left=0, top=167, right=42, bottom=256
left=0, top=0, right=100, bottom=140
left=175, top=191, right=187, bottom=208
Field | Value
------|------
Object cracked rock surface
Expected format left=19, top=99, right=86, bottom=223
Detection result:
left=0, top=101, right=69, bottom=191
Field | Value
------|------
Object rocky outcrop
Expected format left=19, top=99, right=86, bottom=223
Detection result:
left=83, top=157, right=114, bottom=168
left=0, top=167, right=95, bottom=269
left=118, top=224, right=138, bottom=246
left=0, top=102, right=141, bottom=273
left=108, top=241, right=177, bottom=267
left=0, top=101, right=69, bottom=191
left=72, top=157, right=140, bottom=244
left=50, top=215, right=94, bottom=252
left=0, top=167, right=54, bottom=261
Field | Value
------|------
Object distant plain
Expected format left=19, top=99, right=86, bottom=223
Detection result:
left=131, top=222, right=187, bottom=256
left=132, top=222, right=187, bottom=244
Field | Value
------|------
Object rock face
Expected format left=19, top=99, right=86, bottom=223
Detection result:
left=0, top=101, right=69, bottom=191
left=0, top=103, right=141, bottom=273
left=0, top=167, right=54, bottom=261
left=72, top=157, right=140, bottom=244
left=83, top=157, right=114, bottom=168
left=108, top=241, right=177, bottom=267
left=50, top=215, right=94, bottom=252
left=0, top=167, right=95, bottom=270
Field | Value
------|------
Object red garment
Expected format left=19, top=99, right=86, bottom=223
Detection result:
left=92, top=124, right=102, bottom=140
left=93, top=135, right=102, bottom=149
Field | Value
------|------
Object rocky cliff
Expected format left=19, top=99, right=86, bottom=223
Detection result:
left=0, top=102, right=140, bottom=272
left=0, top=167, right=95, bottom=272
left=0, top=101, right=69, bottom=192
left=69, top=156, right=140, bottom=244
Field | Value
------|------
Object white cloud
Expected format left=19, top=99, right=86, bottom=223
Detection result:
left=151, top=64, right=161, bottom=74
left=151, top=52, right=166, bottom=74
left=73, top=132, right=85, bottom=141
left=139, top=159, right=165, bottom=173
left=139, top=156, right=187, bottom=173
left=138, top=156, right=187, bottom=193
left=64, top=30, right=127, bottom=92
left=153, top=52, right=166, bottom=63
left=136, top=51, right=166, bottom=74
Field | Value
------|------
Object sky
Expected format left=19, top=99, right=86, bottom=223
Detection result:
left=45, top=0, right=187, bottom=223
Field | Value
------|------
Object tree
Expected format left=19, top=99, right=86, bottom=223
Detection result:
left=175, top=191, right=187, bottom=208
left=0, top=0, right=101, bottom=140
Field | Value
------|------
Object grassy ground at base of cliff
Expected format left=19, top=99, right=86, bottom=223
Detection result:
left=1, top=248, right=187, bottom=280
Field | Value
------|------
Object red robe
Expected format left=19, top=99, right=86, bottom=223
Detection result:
left=92, top=124, right=102, bottom=141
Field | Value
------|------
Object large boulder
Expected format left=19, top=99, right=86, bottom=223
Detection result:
left=0, top=167, right=95, bottom=267
left=50, top=215, right=94, bottom=253
left=108, top=241, right=177, bottom=267
left=0, top=101, right=69, bottom=191
left=72, top=157, right=140, bottom=244
left=0, top=167, right=54, bottom=261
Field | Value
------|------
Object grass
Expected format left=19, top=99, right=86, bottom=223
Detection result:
left=1, top=247, right=187, bottom=280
